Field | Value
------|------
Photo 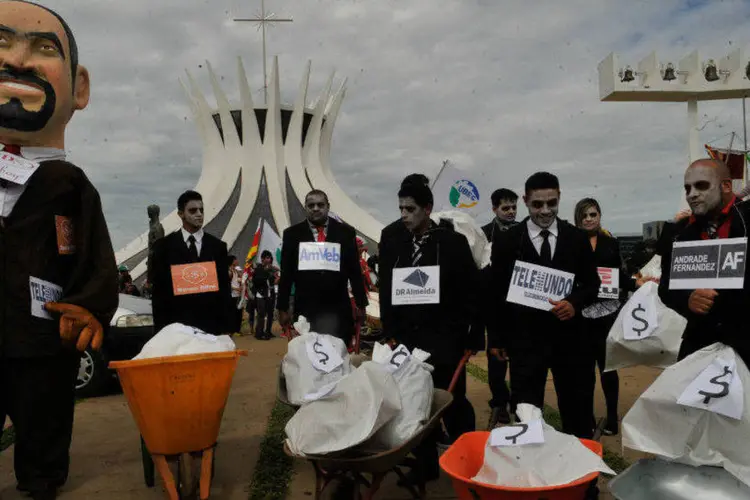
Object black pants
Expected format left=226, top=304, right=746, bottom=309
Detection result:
left=487, top=353, right=512, bottom=410
left=245, top=297, right=256, bottom=327
left=678, top=335, right=750, bottom=366
left=256, top=296, right=275, bottom=337
left=413, top=362, right=476, bottom=476
left=0, top=355, right=79, bottom=493
left=232, top=297, right=243, bottom=333
left=584, top=315, right=619, bottom=422
left=509, top=337, right=595, bottom=439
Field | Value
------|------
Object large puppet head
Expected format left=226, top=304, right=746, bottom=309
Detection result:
left=0, top=1, right=89, bottom=148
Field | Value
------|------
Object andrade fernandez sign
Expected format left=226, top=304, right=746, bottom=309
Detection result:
left=669, top=237, right=747, bottom=289
left=506, top=260, right=575, bottom=311
left=298, top=242, right=342, bottom=272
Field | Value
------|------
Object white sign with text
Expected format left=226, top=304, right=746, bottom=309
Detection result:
left=392, top=266, right=440, bottom=305
left=669, top=238, right=747, bottom=289
left=298, top=242, right=341, bottom=272
left=506, top=261, right=575, bottom=311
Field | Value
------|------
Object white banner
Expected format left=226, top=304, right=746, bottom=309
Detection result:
left=506, top=261, right=575, bottom=311
left=392, top=266, right=440, bottom=305
left=298, top=242, right=341, bottom=272
left=430, top=160, right=487, bottom=218
left=257, top=219, right=283, bottom=265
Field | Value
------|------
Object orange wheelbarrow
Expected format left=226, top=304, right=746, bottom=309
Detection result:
left=109, top=350, right=248, bottom=499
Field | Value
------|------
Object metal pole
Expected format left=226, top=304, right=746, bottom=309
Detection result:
left=682, top=99, right=700, bottom=211
left=744, top=98, right=748, bottom=184
left=261, top=0, right=267, bottom=104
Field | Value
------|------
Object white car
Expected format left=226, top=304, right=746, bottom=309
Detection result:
left=76, top=293, right=155, bottom=398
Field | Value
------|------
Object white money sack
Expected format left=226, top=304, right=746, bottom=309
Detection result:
left=472, top=404, right=614, bottom=487
left=281, top=316, right=352, bottom=405
left=604, top=281, right=687, bottom=372
left=284, top=361, right=401, bottom=456
left=367, top=343, right=435, bottom=449
left=430, top=210, right=491, bottom=268
left=623, top=343, right=750, bottom=487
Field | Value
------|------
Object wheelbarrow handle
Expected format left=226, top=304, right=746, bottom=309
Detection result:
left=447, top=351, right=472, bottom=394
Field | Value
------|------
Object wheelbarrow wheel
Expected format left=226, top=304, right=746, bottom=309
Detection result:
left=177, top=452, right=199, bottom=500
left=140, top=437, right=155, bottom=488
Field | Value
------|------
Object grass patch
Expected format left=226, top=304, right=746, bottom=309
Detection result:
left=466, top=361, right=631, bottom=473
left=248, top=402, right=297, bottom=500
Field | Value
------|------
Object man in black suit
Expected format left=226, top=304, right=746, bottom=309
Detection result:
left=480, top=188, right=519, bottom=427
left=380, top=181, right=482, bottom=485
left=378, top=173, right=430, bottom=335
left=487, top=172, right=600, bottom=439
left=659, top=158, right=750, bottom=365
left=277, top=189, right=367, bottom=345
left=151, top=190, right=233, bottom=334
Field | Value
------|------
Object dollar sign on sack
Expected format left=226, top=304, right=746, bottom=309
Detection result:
left=313, top=339, right=329, bottom=365
left=504, top=424, right=529, bottom=444
left=630, top=304, right=649, bottom=337
left=390, top=350, right=408, bottom=368
left=698, top=365, right=732, bottom=404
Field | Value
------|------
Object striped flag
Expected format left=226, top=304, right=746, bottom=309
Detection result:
left=244, top=219, right=263, bottom=270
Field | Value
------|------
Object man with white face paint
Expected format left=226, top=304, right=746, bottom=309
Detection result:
left=380, top=181, right=483, bottom=486
left=487, top=172, right=600, bottom=439
left=659, top=158, right=750, bottom=364
left=150, top=190, right=234, bottom=335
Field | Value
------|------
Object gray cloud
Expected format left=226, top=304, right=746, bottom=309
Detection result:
left=35, top=0, right=750, bottom=248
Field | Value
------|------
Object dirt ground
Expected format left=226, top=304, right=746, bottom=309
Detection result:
left=287, top=353, right=661, bottom=500
left=0, top=338, right=661, bottom=500
left=0, top=335, right=285, bottom=500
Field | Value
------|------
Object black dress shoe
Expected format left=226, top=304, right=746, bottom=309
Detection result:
left=30, top=488, right=57, bottom=500
left=396, top=467, right=439, bottom=487
left=603, top=417, right=619, bottom=436
left=489, top=406, right=511, bottom=428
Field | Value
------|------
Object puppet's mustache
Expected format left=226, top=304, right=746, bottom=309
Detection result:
left=0, top=66, right=48, bottom=89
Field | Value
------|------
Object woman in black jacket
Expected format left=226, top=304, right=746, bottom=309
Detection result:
left=574, top=198, right=630, bottom=436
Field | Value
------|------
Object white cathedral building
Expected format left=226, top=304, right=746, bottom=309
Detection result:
left=115, top=56, right=385, bottom=282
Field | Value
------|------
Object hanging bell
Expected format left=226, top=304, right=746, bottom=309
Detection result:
left=620, top=66, right=635, bottom=83
left=662, top=63, right=676, bottom=81
left=705, top=62, right=719, bottom=82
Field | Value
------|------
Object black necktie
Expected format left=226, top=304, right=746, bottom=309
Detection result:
left=187, top=235, right=198, bottom=261
left=539, top=229, right=552, bottom=265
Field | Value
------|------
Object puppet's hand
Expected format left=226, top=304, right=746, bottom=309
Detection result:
left=44, top=302, right=104, bottom=352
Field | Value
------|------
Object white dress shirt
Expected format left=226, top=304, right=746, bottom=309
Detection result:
left=0, top=144, right=66, bottom=217
left=181, top=227, right=204, bottom=256
left=527, top=218, right=559, bottom=258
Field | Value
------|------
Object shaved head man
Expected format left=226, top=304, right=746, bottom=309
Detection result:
left=659, top=157, right=750, bottom=366
left=684, top=158, right=734, bottom=217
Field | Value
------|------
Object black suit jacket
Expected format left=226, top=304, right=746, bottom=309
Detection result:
left=487, top=217, right=600, bottom=350
left=378, top=219, right=412, bottom=335
left=151, top=230, right=233, bottom=334
left=381, top=222, right=483, bottom=365
left=277, top=217, right=367, bottom=325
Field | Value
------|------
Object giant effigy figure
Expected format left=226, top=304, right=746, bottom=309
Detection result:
left=0, top=1, right=118, bottom=498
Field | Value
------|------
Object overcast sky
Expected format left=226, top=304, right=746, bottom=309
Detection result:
left=38, top=0, right=750, bottom=250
